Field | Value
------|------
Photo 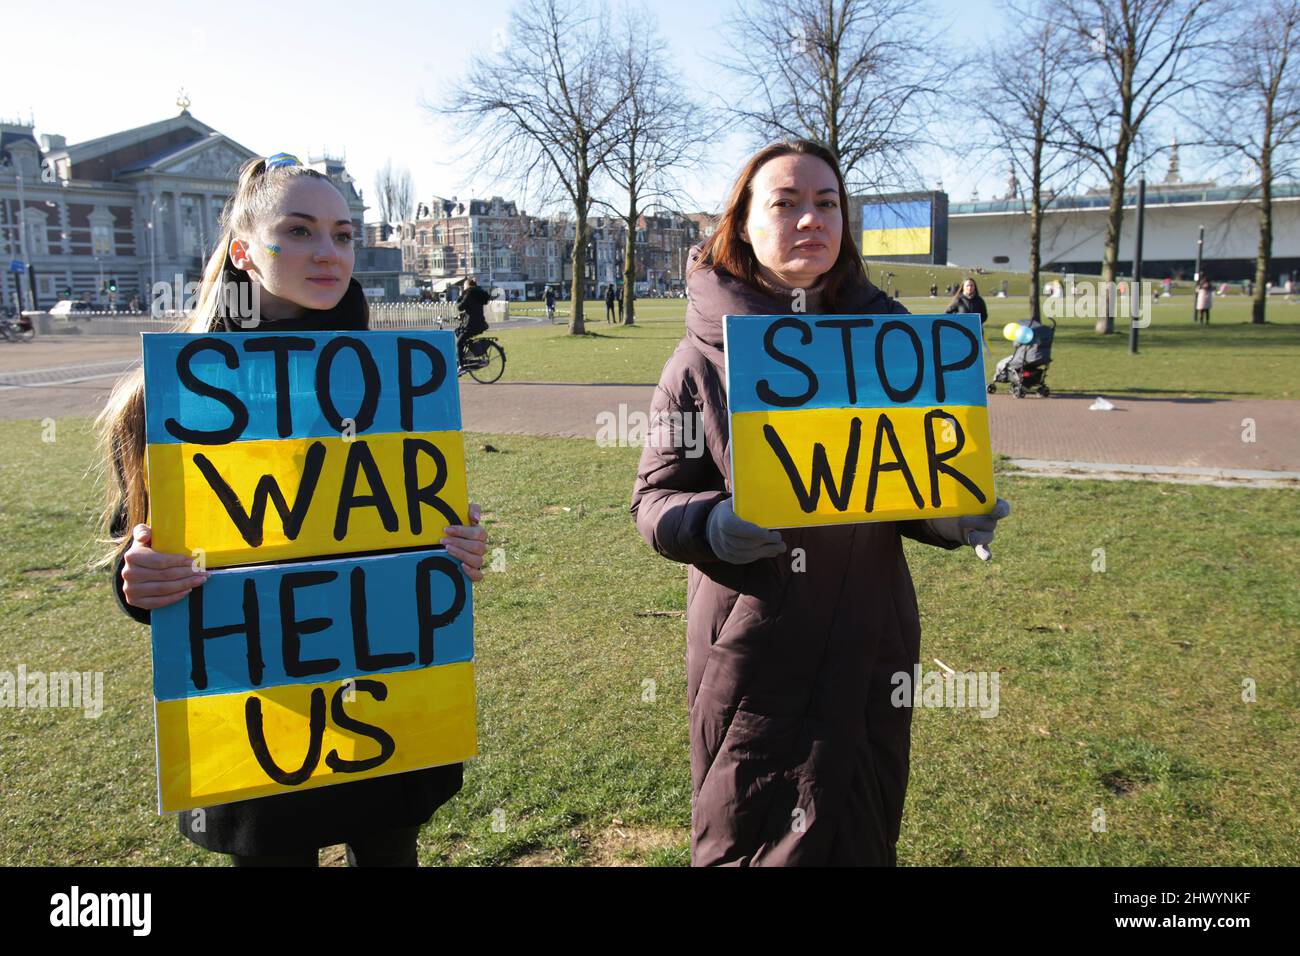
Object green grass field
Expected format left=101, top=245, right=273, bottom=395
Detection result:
left=494, top=296, right=1300, bottom=400
left=1, top=419, right=1296, bottom=865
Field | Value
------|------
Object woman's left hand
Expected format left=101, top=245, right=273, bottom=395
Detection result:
left=928, top=498, right=1011, bottom=561
left=441, top=502, right=488, bottom=582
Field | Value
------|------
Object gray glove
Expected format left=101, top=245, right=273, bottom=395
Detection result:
left=924, top=498, right=1011, bottom=561
left=706, top=497, right=787, bottom=564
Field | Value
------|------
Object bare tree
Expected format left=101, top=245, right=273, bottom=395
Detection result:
left=1056, top=0, right=1218, bottom=332
left=373, top=159, right=415, bottom=227
left=1188, top=0, right=1300, bottom=324
left=975, top=4, right=1085, bottom=322
left=437, top=0, right=622, bottom=334
left=716, top=0, right=950, bottom=190
left=598, top=6, right=712, bottom=325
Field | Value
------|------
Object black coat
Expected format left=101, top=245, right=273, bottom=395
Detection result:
left=945, top=294, right=988, bottom=325
left=458, top=285, right=491, bottom=337
left=110, top=279, right=463, bottom=856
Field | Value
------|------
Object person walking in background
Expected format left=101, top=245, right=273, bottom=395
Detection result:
left=945, top=277, right=989, bottom=326
left=544, top=285, right=556, bottom=322
left=1195, top=276, right=1213, bottom=323
left=616, top=285, right=623, bottom=322
left=605, top=283, right=616, bottom=323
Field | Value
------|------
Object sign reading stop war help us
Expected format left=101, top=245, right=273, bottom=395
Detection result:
left=142, top=330, right=475, bottom=812
left=723, top=314, right=995, bottom=529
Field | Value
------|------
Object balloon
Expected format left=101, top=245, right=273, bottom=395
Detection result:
left=1015, top=325, right=1035, bottom=345
left=1002, top=322, right=1021, bottom=342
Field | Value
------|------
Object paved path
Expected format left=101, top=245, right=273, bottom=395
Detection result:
left=2, top=335, right=1297, bottom=475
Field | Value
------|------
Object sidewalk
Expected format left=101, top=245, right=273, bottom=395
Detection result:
left=458, top=384, right=1300, bottom=475
left=3, top=335, right=1297, bottom=476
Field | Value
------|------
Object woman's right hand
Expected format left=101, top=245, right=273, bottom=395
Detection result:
left=121, top=524, right=210, bottom=610
left=706, top=497, right=787, bottom=564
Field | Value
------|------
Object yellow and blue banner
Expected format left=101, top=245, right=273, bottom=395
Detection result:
left=723, top=314, right=995, bottom=529
left=861, top=199, right=932, bottom=257
left=141, top=330, right=476, bottom=812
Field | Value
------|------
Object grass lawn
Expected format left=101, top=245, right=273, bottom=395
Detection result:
left=0, top=419, right=1296, bottom=865
left=492, top=296, right=1300, bottom=400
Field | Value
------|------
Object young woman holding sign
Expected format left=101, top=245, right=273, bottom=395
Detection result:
left=631, top=139, right=1011, bottom=866
left=97, top=155, right=487, bottom=866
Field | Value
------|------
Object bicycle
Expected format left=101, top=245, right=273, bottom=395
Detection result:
left=458, top=331, right=506, bottom=383
left=0, top=312, right=35, bottom=343
left=434, top=314, right=507, bottom=383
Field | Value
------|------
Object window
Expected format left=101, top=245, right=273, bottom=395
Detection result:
left=179, top=197, right=202, bottom=256
left=24, top=208, right=51, bottom=256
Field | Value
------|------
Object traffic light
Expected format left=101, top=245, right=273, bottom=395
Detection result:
left=108, top=277, right=118, bottom=293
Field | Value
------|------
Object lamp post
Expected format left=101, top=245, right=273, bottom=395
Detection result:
left=10, top=164, right=33, bottom=312
left=148, top=195, right=162, bottom=299
left=1130, top=172, right=1146, bottom=354
left=1191, top=224, right=1204, bottom=323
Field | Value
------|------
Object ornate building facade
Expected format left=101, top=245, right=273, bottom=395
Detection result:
left=0, top=106, right=365, bottom=311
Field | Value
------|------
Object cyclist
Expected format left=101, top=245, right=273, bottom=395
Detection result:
left=456, top=277, right=491, bottom=356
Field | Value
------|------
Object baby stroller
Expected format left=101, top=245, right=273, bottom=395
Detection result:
left=988, top=316, right=1055, bottom=398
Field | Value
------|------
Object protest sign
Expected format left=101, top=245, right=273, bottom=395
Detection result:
left=723, top=313, right=995, bottom=529
left=141, top=330, right=476, bottom=812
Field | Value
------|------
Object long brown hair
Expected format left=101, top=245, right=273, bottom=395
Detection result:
left=94, top=156, right=340, bottom=567
left=949, top=276, right=981, bottom=308
left=692, top=138, right=867, bottom=310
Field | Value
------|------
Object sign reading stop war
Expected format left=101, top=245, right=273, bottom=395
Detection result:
left=143, top=331, right=467, bottom=567
left=141, top=330, right=476, bottom=812
left=723, top=314, right=995, bottom=529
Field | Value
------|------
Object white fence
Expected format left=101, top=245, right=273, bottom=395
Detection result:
left=26, top=299, right=515, bottom=336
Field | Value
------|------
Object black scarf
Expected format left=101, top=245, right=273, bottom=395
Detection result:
left=219, top=277, right=370, bottom=333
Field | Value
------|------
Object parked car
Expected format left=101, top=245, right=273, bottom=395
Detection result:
left=49, top=299, right=95, bottom=317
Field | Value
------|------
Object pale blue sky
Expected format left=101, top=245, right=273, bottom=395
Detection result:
left=8, top=0, right=1035, bottom=219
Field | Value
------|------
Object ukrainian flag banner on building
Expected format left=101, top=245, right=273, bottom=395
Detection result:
left=142, top=330, right=476, bottom=812
left=861, top=199, right=932, bottom=257
left=724, top=313, right=996, bottom=529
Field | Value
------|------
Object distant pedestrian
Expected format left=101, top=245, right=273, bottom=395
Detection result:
left=544, top=286, right=557, bottom=322
left=945, top=277, right=989, bottom=326
left=616, top=285, right=623, bottom=321
left=605, top=284, right=616, bottom=323
left=1195, top=276, right=1213, bottom=323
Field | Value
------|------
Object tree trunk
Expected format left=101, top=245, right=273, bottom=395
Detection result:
left=623, top=216, right=636, bottom=326
left=1029, top=132, right=1043, bottom=325
left=570, top=194, right=588, bottom=335
left=1096, top=153, right=1127, bottom=334
left=1252, top=147, right=1272, bottom=325
left=1097, top=49, right=1136, bottom=336
left=1029, top=194, right=1042, bottom=325
left=624, top=165, right=638, bottom=325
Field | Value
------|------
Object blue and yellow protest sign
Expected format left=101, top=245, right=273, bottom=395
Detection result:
left=143, top=332, right=467, bottom=568
left=723, top=314, right=995, bottom=529
left=141, top=330, right=476, bottom=812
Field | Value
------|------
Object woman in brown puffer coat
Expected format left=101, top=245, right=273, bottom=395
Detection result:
left=631, top=139, right=1010, bottom=866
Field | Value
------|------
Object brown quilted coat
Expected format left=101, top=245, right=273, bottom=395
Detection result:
left=631, top=250, right=961, bottom=866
